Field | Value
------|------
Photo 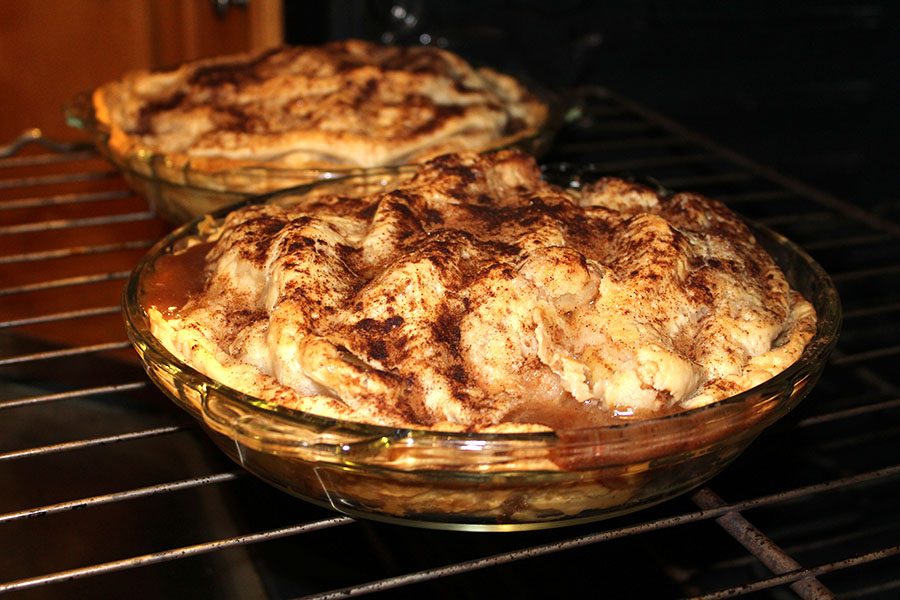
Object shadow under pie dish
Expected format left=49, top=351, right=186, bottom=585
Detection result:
left=124, top=151, right=840, bottom=531
left=69, top=39, right=555, bottom=223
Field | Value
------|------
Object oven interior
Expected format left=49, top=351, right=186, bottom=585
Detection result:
left=1, top=83, right=898, bottom=598
left=3, top=1, right=900, bottom=595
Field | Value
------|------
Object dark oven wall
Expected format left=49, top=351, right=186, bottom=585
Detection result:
left=285, top=0, right=900, bottom=221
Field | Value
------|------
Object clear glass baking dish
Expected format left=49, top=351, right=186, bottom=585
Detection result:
left=122, top=169, right=841, bottom=531
left=66, top=88, right=563, bottom=224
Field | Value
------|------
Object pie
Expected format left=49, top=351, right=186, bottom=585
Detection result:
left=141, top=150, right=817, bottom=434
left=92, top=40, right=549, bottom=181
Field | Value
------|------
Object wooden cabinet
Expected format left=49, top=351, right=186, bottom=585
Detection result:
left=0, top=0, right=283, bottom=143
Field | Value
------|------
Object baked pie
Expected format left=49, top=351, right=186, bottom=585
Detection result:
left=141, top=150, right=817, bottom=434
left=93, top=40, right=549, bottom=179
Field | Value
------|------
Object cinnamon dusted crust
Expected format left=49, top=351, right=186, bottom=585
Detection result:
left=93, top=40, right=548, bottom=175
left=144, top=151, right=817, bottom=433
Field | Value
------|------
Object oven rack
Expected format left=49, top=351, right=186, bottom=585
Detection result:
left=1, top=87, right=898, bottom=599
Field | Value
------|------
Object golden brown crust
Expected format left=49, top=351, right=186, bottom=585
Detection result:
left=144, top=151, right=816, bottom=432
left=93, top=40, right=549, bottom=178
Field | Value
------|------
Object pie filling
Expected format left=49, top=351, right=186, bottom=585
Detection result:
left=143, top=151, right=816, bottom=433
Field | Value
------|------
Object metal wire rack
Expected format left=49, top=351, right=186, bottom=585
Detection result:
left=1, top=87, right=898, bottom=599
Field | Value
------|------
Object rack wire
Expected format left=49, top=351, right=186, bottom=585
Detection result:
left=1, top=87, right=898, bottom=599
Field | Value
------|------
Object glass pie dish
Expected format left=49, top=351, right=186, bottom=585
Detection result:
left=66, top=88, right=564, bottom=225
left=123, top=169, right=841, bottom=531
